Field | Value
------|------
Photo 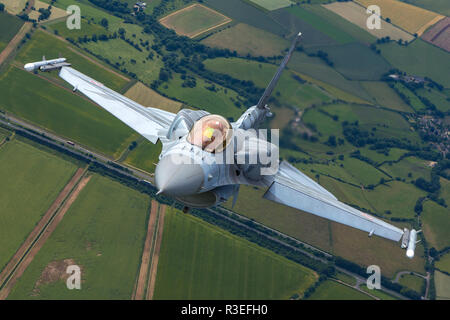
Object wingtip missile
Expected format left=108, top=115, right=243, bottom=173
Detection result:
left=24, top=57, right=69, bottom=72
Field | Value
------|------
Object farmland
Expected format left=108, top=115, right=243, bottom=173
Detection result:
left=307, top=280, right=373, bottom=300
left=28, top=0, right=68, bottom=21
left=159, top=4, right=232, bottom=38
left=421, top=17, right=450, bottom=53
left=0, top=139, right=77, bottom=273
left=436, top=253, right=450, bottom=274
left=355, top=0, right=444, bottom=35
left=153, top=208, right=317, bottom=299
left=421, top=201, right=450, bottom=251
left=202, top=23, right=289, bottom=57
left=124, top=82, right=182, bottom=114
left=380, top=156, right=431, bottom=181
left=0, top=0, right=27, bottom=14
left=398, top=273, right=425, bottom=292
left=0, top=12, right=24, bottom=53
left=360, top=81, right=413, bottom=112
left=434, top=271, right=450, bottom=300
left=8, top=174, right=150, bottom=299
left=323, top=2, right=414, bottom=42
left=402, top=0, right=450, bottom=16
left=247, top=0, right=293, bottom=11
left=415, top=86, right=450, bottom=112
left=0, top=66, right=135, bottom=157
left=122, top=140, right=162, bottom=174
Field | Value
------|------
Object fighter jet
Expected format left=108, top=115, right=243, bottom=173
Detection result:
left=26, top=33, right=419, bottom=258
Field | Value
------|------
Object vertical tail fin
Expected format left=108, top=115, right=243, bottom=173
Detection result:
left=256, top=32, right=302, bottom=110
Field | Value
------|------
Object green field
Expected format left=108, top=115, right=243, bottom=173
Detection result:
left=361, top=81, right=413, bottom=112
left=0, top=12, right=24, bottom=53
left=204, top=57, right=331, bottom=109
left=380, top=156, right=431, bottom=181
left=421, top=201, right=450, bottom=251
left=160, top=4, right=231, bottom=38
left=359, top=147, right=407, bottom=165
left=0, top=66, right=135, bottom=157
left=123, top=139, right=162, bottom=173
left=415, top=87, right=450, bottom=112
left=398, top=0, right=450, bottom=16
left=16, top=30, right=128, bottom=91
left=380, top=40, right=450, bottom=88
left=0, top=139, right=77, bottom=273
left=47, top=18, right=112, bottom=41
left=153, top=208, right=317, bottom=299
left=8, top=174, right=149, bottom=299
left=398, top=273, right=425, bottom=292
left=202, top=23, right=289, bottom=57
left=307, top=280, right=373, bottom=300
left=392, top=83, right=426, bottom=112
left=360, top=284, right=399, bottom=300
left=435, top=271, right=450, bottom=300
left=436, top=253, right=450, bottom=274
left=248, top=0, right=293, bottom=11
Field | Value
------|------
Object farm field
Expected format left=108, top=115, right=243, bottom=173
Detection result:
left=398, top=273, right=425, bottom=292
left=0, top=66, right=136, bottom=157
left=203, top=57, right=331, bottom=109
left=421, top=201, right=450, bottom=251
left=402, top=0, right=450, bottom=16
left=247, top=0, right=293, bottom=11
left=359, top=147, right=407, bottom=165
left=159, top=4, right=232, bottom=38
left=204, top=0, right=287, bottom=37
left=124, top=82, right=182, bottom=114
left=0, top=12, right=25, bottom=53
left=16, top=30, right=128, bottom=91
left=0, top=0, right=26, bottom=14
left=323, top=2, right=414, bottom=42
left=380, top=156, right=431, bottom=181
left=307, top=280, right=373, bottom=300
left=201, top=23, right=289, bottom=57
left=0, top=139, right=77, bottom=273
left=434, top=271, right=450, bottom=300
left=28, top=0, right=68, bottom=21
left=392, top=83, right=426, bottom=112
left=355, top=0, right=444, bottom=36
left=46, top=18, right=112, bottom=40
left=153, top=208, right=317, bottom=299
left=8, top=174, right=150, bottom=299
left=421, top=17, right=450, bottom=53
left=122, top=140, right=162, bottom=174
left=436, top=253, right=450, bottom=274
left=360, top=81, right=413, bottom=112
left=415, top=87, right=450, bottom=112
left=380, top=40, right=450, bottom=89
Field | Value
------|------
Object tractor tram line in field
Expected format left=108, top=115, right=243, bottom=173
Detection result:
left=0, top=166, right=90, bottom=299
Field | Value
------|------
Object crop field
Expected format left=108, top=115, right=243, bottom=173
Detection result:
left=202, top=23, right=289, bottom=57
left=247, top=0, right=293, bottom=11
left=363, top=181, right=427, bottom=218
left=392, top=83, right=426, bottom=112
left=0, top=0, right=27, bottom=14
left=123, top=140, right=162, bottom=174
left=398, top=273, right=425, bottom=292
left=16, top=30, right=128, bottom=91
left=421, top=201, right=450, bottom=251
left=360, top=81, right=413, bottom=112
left=359, top=147, right=407, bottom=165
left=313, top=43, right=391, bottom=81
left=323, top=2, right=414, bottom=42
left=307, top=280, right=373, bottom=300
left=124, top=82, right=182, bottom=114
left=0, top=139, right=77, bottom=273
left=415, top=87, right=450, bottom=112
left=204, top=58, right=331, bottom=110
left=0, top=12, right=24, bottom=53
left=355, top=0, right=444, bottom=36
left=380, top=40, right=450, bottom=88
left=269, top=106, right=296, bottom=130
left=159, top=73, right=243, bottom=120
left=153, top=208, right=317, bottom=299
left=295, top=161, right=361, bottom=186
left=421, top=17, right=450, bottom=53
left=8, top=174, right=150, bottom=299
left=436, top=253, right=450, bottom=273
left=435, top=271, right=450, bottom=300
left=0, top=66, right=135, bottom=157
left=380, top=156, right=431, bottom=181
left=402, top=0, right=450, bottom=16
left=159, top=4, right=231, bottom=38
left=28, top=0, right=68, bottom=21
left=204, top=0, right=287, bottom=37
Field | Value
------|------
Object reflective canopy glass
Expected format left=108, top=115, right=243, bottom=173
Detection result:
left=187, top=115, right=232, bottom=153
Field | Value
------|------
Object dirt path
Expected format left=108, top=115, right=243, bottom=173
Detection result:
left=133, top=201, right=159, bottom=300
left=0, top=22, right=32, bottom=66
left=146, top=204, right=166, bottom=300
left=0, top=167, right=85, bottom=289
left=0, top=174, right=91, bottom=299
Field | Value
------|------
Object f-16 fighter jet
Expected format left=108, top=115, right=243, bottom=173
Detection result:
left=26, top=33, right=419, bottom=258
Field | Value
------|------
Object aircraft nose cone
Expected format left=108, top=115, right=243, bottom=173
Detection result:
left=155, top=154, right=204, bottom=197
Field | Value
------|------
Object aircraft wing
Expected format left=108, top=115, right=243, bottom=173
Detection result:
left=59, top=67, right=176, bottom=144
left=263, top=161, right=405, bottom=242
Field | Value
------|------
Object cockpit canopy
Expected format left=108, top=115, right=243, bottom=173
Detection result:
left=187, top=114, right=232, bottom=153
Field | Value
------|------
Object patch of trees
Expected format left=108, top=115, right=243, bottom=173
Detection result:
left=88, top=0, right=130, bottom=14
left=0, top=3, right=5, bottom=12
left=307, top=50, right=334, bottom=67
